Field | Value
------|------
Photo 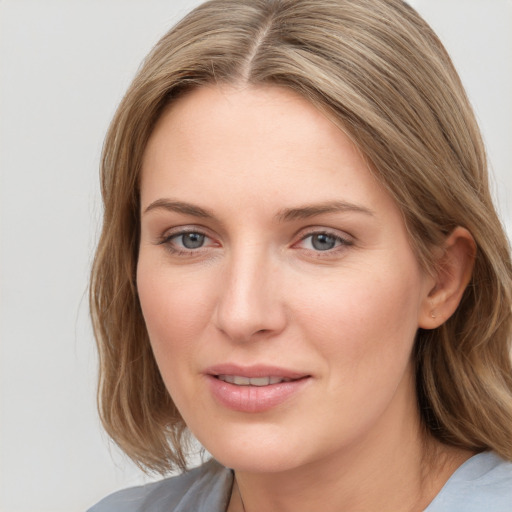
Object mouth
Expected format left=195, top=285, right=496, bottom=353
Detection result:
left=215, top=375, right=297, bottom=386
left=206, top=364, right=309, bottom=385
left=205, top=365, right=311, bottom=412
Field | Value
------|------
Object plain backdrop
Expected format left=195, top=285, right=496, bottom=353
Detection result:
left=0, top=1, right=510, bottom=511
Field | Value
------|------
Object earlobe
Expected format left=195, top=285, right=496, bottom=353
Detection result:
left=419, top=227, right=476, bottom=329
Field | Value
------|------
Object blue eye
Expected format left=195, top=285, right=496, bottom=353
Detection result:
left=298, top=232, right=350, bottom=252
left=310, top=233, right=338, bottom=251
left=172, top=232, right=206, bottom=249
left=157, top=228, right=220, bottom=258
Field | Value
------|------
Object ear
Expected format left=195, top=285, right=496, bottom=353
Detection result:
left=419, top=227, right=476, bottom=329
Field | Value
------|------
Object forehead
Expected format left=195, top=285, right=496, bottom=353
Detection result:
left=140, top=84, right=396, bottom=220
left=145, top=84, right=351, bottom=163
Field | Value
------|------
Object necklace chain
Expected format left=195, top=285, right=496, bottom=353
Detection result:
left=236, top=476, right=246, bottom=512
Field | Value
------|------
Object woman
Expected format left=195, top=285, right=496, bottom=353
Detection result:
left=89, top=0, right=512, bottom=510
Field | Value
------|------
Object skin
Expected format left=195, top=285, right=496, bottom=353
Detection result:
left=137, top=85, right=475, bottom=512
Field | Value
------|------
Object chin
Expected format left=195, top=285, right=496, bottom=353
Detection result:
left=194, top=424, right=318, bottom=474
left=214, top=449, right=306, bottom=474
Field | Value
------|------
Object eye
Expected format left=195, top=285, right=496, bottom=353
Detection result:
left=173, top=232, right=206, bottom=249
left=158, top=228, right=218, bottom=254
left=297, top=231, right=352, bottom=252
left=308, top=233, right=338, bottom=251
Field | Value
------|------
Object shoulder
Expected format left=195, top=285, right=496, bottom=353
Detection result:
left=426, top=451, right=512, bottom=512
left=87, top=459, right=233, bottom=512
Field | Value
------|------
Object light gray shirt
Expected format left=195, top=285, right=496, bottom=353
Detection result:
left=88, top=451, right=512, bottom=511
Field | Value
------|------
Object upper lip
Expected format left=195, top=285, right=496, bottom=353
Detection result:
left=205, top=364, right=309, bottom=380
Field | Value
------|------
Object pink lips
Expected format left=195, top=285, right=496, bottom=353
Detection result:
left=205, top=364, right=310, bottom=413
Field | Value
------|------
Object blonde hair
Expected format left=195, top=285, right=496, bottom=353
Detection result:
left=90, top=0, right=512, bottom=474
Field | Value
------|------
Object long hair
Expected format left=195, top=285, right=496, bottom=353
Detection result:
left=90, top=0, right=512, bottom=473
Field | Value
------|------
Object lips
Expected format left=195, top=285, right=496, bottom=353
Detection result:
left=205, top=364, right=310, bottom=412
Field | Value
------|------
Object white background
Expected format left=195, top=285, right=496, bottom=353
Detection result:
left=0, top=1, right=510, bottom=511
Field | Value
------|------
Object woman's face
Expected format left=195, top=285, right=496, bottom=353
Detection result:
left=137, top=85, right=434, bottom=473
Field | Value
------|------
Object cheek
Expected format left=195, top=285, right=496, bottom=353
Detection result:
left=295, top=263, right=425, bottom=376
left=136, top=261, right=216, bottom=368
left=136, top=262, right=221, bottom=419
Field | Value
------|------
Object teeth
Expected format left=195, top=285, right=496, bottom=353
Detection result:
left=269, top=376, right=287, bottom=384
left=217, top=375, right=292, bottom=386
left=247, top=376, right=270, bottom=386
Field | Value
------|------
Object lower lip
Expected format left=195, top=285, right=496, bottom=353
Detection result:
left=206, top=375, right=310, bottom=413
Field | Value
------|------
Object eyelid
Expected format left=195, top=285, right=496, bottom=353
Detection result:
left=296, top=225, right=354, bottom=242
left=157, top=224, right=212, bottom=241
left=160, top=227, right=204, bottom=240
left=156, top=225, right=220, bottom=254
left=293, top=227, right=354, bottom=251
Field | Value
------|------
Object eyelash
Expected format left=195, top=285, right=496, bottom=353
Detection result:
left=295, top=230, right=353, bottom=255
left=158, top=229, right=216, bottom=256
left=157, top=228, right=353, bottom=257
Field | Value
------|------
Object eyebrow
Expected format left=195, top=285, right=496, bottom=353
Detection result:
left=143, top=199, right=214, bottom=218
left=143, top=198, right=374, bottom=221
left=276, top=201, right=374, bottom=222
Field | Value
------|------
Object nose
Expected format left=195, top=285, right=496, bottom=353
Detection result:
left=213, top=247, right=287, bottom=342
